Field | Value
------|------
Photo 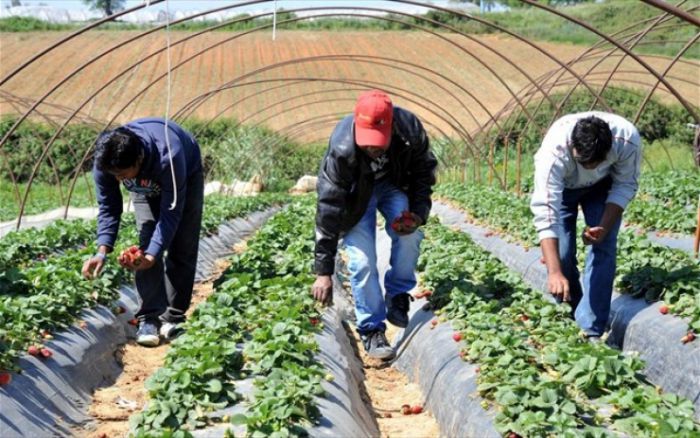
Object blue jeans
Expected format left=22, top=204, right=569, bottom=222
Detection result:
left=342, top=180, right=423, bottom=334
left=559, top=177, right=620, bottom=336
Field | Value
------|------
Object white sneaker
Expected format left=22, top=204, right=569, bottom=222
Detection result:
left=159, top=322, right=184, bottom=340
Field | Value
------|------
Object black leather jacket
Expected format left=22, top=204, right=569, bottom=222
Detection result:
left=314, top=107, right=438, bottom=275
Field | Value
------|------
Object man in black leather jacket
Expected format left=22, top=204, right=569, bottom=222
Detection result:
left=311, top=90, right=437, bottom=359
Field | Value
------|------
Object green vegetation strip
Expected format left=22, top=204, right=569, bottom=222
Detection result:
left=435, top=182, right=700, bottom=332
left=131, top=197, right=325, bottom=437
left=625, top=170, right=699, bottom=235
left=0, top=194, right=287, bottom=376
left=420, top=219, right=699, bottom=437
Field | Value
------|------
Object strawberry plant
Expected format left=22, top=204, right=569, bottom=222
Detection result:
left=130, top=197, right=326, bottom=437
left=437, top=182, right=700, bottom=332
left=0, top=194, right=287, bottom=376
left=418, top=221, right=700, bottom=437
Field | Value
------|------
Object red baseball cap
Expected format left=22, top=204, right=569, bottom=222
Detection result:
left=354, top=90, right=393, bottom=148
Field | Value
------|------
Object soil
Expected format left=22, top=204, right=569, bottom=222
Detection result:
left=74, top=258, right=232, bottom=438
left=349, top=323, right=442, bottom=438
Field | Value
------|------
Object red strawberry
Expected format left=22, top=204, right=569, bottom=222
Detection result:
left=458, top=351, right=465, bottom=359
left=431, top=318, right=438, bottom=326
left=519, top=314, right=529, bottom=322
left=453, top=332, right=462, bottom=342
left=411, top=405, right=423, bottom=415
left=0, top=372, right=10, bottom=385
left=28, top=345, right=40, bottom=356
left=128, top=318, right=139, bottom=326
left=401, top=404, right=411, bottom=415
left=475, top=367, right=481, bottom=373
left=310, top=317, right=319, bottom=326
left=40, top=348, right=52, bottom=358
left=659, top=305, right=669, bottom=315
left=682, top=332, right=696, bottom=344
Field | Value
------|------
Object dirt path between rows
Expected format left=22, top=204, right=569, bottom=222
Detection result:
left=349, top=323, right=441, bottom=438
left=74, top=248, right=242, bottom=438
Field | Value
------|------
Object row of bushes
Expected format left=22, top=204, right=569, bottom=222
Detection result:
left=0, top=117, right=325, bottom=191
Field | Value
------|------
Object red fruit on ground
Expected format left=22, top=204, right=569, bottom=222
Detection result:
left=310, top=317, right=319, bottom=326
left=431, top=318, right=438, bottom=326
left=40, top=348, right=52, bottom=358
left=401, top=404, right=412, bottom=415
left=659, top=305, right=669, bottom=315
left=475, top=367, right=481, bottom=373
left=128, top=318, right=139, bottom=326
left=453, top=332, right=462, bottom=342
left=0, top=372, right=11, bottom=385
left=682, top=332, right=696, bottom=344
left=411, top=405, right=423, bottom=415
left=28, top=345, right=40, bottom=356
left=520, top=314, right=529, bottom=322
left=458, top=351, right=465, bottom=359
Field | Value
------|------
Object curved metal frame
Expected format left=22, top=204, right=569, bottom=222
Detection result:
left=0, top=0, right=697, bottom=229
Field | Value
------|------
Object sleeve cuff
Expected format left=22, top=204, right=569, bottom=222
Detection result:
left=96, top=235, right=115, bottom=249
left=145, top=242, right=163, bottom=259
left=605, top=194, right=630, bottom=210
left=537, top=228, right=559, bottom=242
left=314, top=260, right=335, bottom=276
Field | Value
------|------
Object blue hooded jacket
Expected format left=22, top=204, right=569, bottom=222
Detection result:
left=94, top=118, right=202, bottom=257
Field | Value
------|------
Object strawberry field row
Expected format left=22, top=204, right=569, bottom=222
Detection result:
left=0, top=194, right=287, bottom=379
left=419, top=220, right=699, bottom=437
left=436, top=183, right=700, bottom=331
left=131, top=197, right=325, bottom=437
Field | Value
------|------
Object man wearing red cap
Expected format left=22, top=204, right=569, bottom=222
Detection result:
left=312, top=90, right=437, bottom=359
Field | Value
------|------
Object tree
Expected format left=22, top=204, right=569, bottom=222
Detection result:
left=82, top=0, right=125, bottom=17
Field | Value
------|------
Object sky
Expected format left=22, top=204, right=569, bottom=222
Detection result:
left=0, top=0, right=471, bottom=14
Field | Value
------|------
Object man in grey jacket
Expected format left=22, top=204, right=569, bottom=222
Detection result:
left=530, top=112, right=641, bottom=339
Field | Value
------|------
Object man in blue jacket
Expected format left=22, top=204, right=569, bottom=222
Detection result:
left=82, top=118, right=204, bottom=347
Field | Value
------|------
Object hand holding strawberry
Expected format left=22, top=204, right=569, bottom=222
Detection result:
left=582, top=225, right=606, bottom=245
left=118, top=245, right=155, bottom=271
left=390, top=211, right=422, bottom=235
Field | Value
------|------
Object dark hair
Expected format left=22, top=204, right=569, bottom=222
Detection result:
left=571, top=116, right=612, bottom=165
left=94, top=127, right=143, bottom=172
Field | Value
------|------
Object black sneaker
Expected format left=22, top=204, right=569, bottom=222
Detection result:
left=360, top=330, right=395, bottom=360
left=386, top=293, right=414, bottom=328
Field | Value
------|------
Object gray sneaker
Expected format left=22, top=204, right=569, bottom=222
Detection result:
left=160, top=322, right=184, bottom=340
left=136, top=321, right=160, bottom=347
left=361, top=330, right=395, bottom=360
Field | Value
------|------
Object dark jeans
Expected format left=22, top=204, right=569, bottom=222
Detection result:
left=132, top=169, right=204, bottom=325
left=559, top=176, right=621, bottom=336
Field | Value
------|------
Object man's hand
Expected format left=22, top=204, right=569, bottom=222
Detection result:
left=548, top=271, right=570, bottom=302
left=391, top=211, right=422, bottom=236
left=132, top=254, right=156, bottom=271
left=582, top=226, right=607, bottom=245
left=82, top=255, right=105, bottom=279
left=312, top=275, right=333, bottom=306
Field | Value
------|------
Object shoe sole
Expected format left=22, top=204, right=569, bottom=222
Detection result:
left=136, top=335, right=160, bottom=347
left=387, top=316, right=408, bottom=328
left=367, top=349, right=395, bottom=360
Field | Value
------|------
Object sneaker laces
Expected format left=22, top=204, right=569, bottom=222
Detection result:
left=372, top=331, right=390, bottom=348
